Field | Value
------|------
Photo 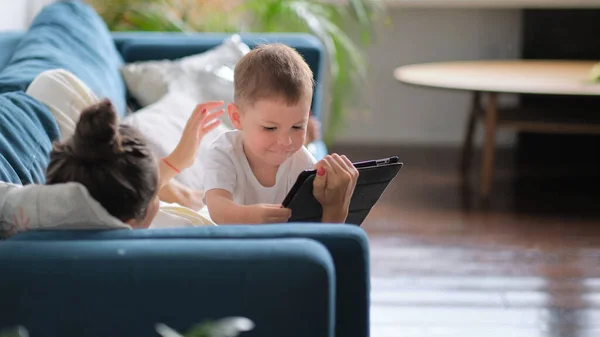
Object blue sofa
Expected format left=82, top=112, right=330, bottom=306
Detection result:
left=0, top=2, right=370, bottom=337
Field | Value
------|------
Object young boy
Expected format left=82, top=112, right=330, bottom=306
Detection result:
left=201, top=43, right=358, bottom=224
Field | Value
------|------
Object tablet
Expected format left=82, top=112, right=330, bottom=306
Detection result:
left=281, top=156, right=403, bottom=225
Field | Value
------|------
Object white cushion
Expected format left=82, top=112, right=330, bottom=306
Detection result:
left=122, top=91, right=229, bottom=191
left=26, top=68, right=99, bottom=141
left=120, top=34, right=249, bottom=130
left=0, top=181, right=130, bottom=238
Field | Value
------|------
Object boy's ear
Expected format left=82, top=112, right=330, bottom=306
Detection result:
left=228, top=103, right=243, bottom=130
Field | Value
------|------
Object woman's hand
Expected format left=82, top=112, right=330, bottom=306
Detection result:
left=167, top=101, right=225, bottom=171
left=312, top=154, right=359, bottom=223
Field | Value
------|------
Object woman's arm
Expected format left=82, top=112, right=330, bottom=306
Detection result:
left=157, top=101, right=224, bottom=190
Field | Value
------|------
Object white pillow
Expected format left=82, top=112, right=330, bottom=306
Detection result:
left=0, top=181, right=130, bottom=239
left=26, top=68, right=100, bottom=141
left=122, top=91, right=230, bottom=191
left=120, top=34, right=250, bottom=130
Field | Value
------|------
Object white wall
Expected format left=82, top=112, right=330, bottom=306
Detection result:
left=0, top=0, right=54, bottom=31
left=0, top=1, right=29, bottom=30
left=336, top=8, right=523, bottom=146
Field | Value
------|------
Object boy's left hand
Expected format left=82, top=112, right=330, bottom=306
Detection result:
left=168, top=101, right=225, bottom=171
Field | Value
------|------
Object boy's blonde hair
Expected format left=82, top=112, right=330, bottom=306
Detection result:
left=234, top=43, right=314, bottom=108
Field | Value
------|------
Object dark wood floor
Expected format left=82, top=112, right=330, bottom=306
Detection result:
left=332, top=144, right=600, bottom=337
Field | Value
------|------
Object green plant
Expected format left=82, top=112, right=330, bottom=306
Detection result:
left=0, top=317, right=253, bottom=337
left=591, top=62, right=600, bottom=83
left=156, top=317, right=254, bottom=337
left=0, top=326, right=28, bottom=337
left=88, top=0, right=386, bottom=145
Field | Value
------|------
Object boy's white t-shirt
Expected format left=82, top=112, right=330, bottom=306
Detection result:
left=202, top=130, right=317, bottom=205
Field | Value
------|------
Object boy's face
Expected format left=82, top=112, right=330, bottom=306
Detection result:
left=229, top=97, right=310, bottom=167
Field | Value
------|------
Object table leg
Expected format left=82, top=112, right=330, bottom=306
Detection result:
left=480, top=92, right=498, bottom=199
left=460, top=91, right=481, bottom=174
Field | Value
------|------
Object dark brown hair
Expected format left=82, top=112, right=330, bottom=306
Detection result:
left=46, top=99, right=158, bottom=222
left=234, top=43, right=314, bottom=107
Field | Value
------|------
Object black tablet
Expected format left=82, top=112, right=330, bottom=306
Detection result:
left=281, top=156, right=403, bottom=225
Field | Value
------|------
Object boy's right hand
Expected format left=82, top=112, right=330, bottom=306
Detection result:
left=247, top=204, right=292, bottom=224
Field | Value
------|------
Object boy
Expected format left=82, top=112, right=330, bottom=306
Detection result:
left=201, top=43, right=358, bottom=224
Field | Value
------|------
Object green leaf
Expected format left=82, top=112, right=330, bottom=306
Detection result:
left=348, top=0, right=371, bottom=43
left=0, top=326, right=28, bottom=337
left=591, top=62, right=600, bottom=83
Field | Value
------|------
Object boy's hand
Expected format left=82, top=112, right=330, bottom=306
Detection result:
left=312, top=154, right=359, bottom=222
left=168, top=101, right=225, bottom=171
left=247, top=204, right=292, bottom=224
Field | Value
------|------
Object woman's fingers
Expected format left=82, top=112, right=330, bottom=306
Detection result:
left=202, top=109, right=224, bottom=123
left=340, top=155, right=359, bottom=181
left=197, top=109, right=224, bottom=134
left=323, top=154, right=342, bottom=176
left=196, top=101, right=225, bottom=112
left=201, top=119, right=221, bottom=134
left=188, top=102, right=225, bottom=126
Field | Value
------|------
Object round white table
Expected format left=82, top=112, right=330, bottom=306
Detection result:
left=394, top=60, right=600, bottom=198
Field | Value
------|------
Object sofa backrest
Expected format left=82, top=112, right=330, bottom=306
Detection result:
left=0, top=238, right=335, bottom=337
left=11, top=224, right=371, bottom=337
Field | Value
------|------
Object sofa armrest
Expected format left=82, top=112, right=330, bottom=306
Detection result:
left=11, top=224, right=369, bottom=337
left=111, top=32, right=326, bottom=122
left=0, top=238, right=334, bottom=337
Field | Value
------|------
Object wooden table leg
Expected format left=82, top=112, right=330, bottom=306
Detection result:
left=460, top=91, right=481, bottom=174
left=480, top=92, right=498, bottom=199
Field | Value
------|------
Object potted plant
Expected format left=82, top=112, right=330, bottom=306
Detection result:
left=87, top=0, right=386, bottom=145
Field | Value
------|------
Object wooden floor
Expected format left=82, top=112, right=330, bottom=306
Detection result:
left=332, top=144, right=600, bottom=337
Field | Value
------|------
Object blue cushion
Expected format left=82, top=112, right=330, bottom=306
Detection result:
left=0, top=32, right=23, bottom=71
left=0, top=1, right=127, bottom=116
left=12, top=224, right=370, bottom=337
left=0, top=92, right=59, bottom=185
left=0, top=239, right=334, bottom=337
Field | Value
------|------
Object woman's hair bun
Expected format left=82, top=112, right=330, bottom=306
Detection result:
left=71, top=99, right=123, bottom=160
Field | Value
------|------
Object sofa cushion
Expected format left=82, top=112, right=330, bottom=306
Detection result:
left=0, top=181, right=130, bottom=239
left=118, top=32, right=325, bottom=118
left=11, top=224, right=370, bottom=337
left=122, top=91, right=230, bottom=192
left=0, top=92, right=59, bottom=185
left=0, top=32, right=23, bottom=71
left=120, top=34, right=248, bottom=111
left=0, top=1, right=127, bottom=116
left=0, top=239, right=334, bottom=337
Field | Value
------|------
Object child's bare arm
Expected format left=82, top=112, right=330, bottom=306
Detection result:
left=206, top=189, right=291, bottom=224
